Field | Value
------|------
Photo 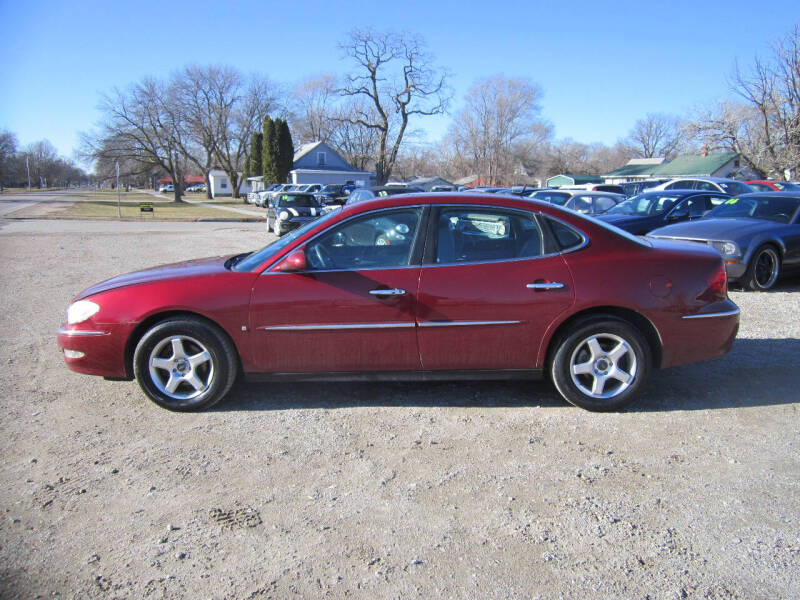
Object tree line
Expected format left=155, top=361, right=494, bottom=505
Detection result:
left=72, top=23, right=800, bottom=200
left=0, top=134, right=87, bottom=189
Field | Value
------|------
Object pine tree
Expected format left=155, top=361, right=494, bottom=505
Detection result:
left=275, top=119, right=295, bottom=184
left=246, top=132, right=263, bottom=178
left=261, top=116, right=278, bottom=182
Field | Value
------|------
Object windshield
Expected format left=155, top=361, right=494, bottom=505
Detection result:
left=718, top=181, right=754, bottom=195
left=706, top=195, right=800, bottom=223
left=275, top=194, right=320, bottom=208
left=232, top=210, right=340, bottom=272
left=606, top=193, right=682, bottom=216
left=529, top=191, right=571, bottom=206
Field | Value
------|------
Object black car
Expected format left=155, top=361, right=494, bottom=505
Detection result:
left=346, top=186, right=425, bottom=205
left=648, top=193, right=800, bottom=290
left=267, top=193, right=325, bottom=236
left=596, top=190, right=730, bottom=235
left=315, top=184, right=355, bottom=205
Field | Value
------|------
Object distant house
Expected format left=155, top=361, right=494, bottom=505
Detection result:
left=546, top=174, right=604, bottom=187
left=405, top=176, right=455, bottom=191
left=208, top=169, right=252, bottom=198
left=289, top=141, right=374, bottom=186
left=603, top=152, right=750, bottom=184
left=603, top=158, right=666, bottom=184
left=650, top=152, right=742, bottom=179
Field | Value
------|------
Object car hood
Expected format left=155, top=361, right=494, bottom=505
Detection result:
left=76, top=255, right=232, bottom=300
left=648, top=217, right=779, bottom=241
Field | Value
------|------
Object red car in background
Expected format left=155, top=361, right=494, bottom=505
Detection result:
left=745, top=180, right=800, bottom=192
left=58, top=194, right=739, bottom=412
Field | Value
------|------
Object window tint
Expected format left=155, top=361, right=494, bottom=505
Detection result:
left=685, top=196, right=710, bottom=217
left=306, top=208, right=422, bottom=270
left=545, top=217, right=584, bottom=250
left=695, top=181, right=717, bottom=191
left=435, top=209, right=544, bottom=264
left=595, top=196, right=617, bottom=212
left=718, top=181, right=754, bottom=195
left=667, top=180, right=695, bottom=190
left=570, top=195, right=593, bottom=213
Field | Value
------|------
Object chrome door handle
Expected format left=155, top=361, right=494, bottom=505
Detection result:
left=527, top=282, right=564, bottom=290
left=369, top=288, right=407, bottom=296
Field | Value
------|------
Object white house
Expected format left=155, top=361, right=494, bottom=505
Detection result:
left=208, top=169, right=252, bottom=198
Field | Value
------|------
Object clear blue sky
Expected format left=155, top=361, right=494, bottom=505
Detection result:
left=1, top=0, right=797, bottom=166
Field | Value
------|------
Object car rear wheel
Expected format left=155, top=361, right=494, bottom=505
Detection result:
left=550, top=317, right=651, bottom=411
left=744, top=245, right=780, bottom=291
left=133, top=317, right=238, bottom=411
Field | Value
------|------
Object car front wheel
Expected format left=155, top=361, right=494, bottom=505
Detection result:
left=744, top=245, right=780, bottom=291
left=550, top=317, right=651, bottom=411
left=133, top=317, right=238, bottom=411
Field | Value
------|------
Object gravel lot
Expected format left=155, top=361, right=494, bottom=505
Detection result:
left=1, top=217, right=799, bottom=599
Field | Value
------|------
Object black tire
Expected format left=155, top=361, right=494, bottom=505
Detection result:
left=133, top=317, right=238, bottom=411
left=550, top=317, right=651, bottom=412
left=744, top=244, right=781, bottom=291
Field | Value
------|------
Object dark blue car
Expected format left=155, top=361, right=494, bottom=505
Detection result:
left=648, top=193, right=800, bottom=290
left=596, top=190, right=730, bottom=235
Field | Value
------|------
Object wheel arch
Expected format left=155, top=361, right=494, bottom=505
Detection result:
left=543, top=306, right=663, bottom=371
left=123, top=310, right=241, bottom=380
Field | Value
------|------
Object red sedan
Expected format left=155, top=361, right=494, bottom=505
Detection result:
left=745, top=180, right=800, bottom=192
left=58, top=194, right=739, bottom=412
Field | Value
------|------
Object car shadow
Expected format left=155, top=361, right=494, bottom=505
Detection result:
left=213, top=338, right=800, bottom=413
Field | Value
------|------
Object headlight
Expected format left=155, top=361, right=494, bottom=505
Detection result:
left=279, top=210, right=290, bottom=220
left=711, top=241, right=741, bottom=259
left=67, top=300, right=100, bottom=325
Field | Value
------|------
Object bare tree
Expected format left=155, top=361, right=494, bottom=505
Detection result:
left=337, top=28, right=450, bottom=184
left=446, top=75, right=550, bottom=185
left=291, top=74, right=339, bottom=145
left=0, top=130, right=19, bottom=185
left=207, top=74, right=279, bottom=199
left=85, top=77, right=190, bottom=201
left=689, top=25, right=800, bottom=178
left=172, top=65, right=232, bottom=199
left=626, top=113, right=684, bottom=159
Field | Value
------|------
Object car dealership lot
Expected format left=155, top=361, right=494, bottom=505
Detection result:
left=1, top=218, right=798, bottom=598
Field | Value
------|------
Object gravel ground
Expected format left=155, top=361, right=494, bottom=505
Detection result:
left=0, top=218, right=798, bottom=599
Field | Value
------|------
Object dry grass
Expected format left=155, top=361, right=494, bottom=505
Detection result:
left=5, top=193, right=256, bottom=220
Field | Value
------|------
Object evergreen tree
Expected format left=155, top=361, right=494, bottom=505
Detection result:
left=246, top=132, right=263, bottom=178
left=261, top=116, right=278, bottom=182
left=275, top=118, right=295, bottom=184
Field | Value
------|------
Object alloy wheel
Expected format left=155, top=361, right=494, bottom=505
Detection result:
left=148, top=335, right=215, bottom=400
left=569, top=333, right=637, bottom=399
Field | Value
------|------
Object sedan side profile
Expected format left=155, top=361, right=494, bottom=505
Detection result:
left=59, top=194, right=739, bottom=413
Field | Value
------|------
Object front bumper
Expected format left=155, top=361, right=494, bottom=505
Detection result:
left=57, top=323, right=133, bottom=378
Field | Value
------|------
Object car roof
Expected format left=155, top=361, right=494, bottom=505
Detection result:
left=735, top=192, right=800, bottom=199
left=666, top=176, right=743, bottom=183
left=634, top=189, right=726, bottom=197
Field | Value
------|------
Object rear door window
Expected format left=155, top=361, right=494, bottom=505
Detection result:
left=435, top=208, right=544, bottom=264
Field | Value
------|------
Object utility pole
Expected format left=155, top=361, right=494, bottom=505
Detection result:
left=26, top=155, right=31, bottom=190
left=116, top=160, right=121, bottom=218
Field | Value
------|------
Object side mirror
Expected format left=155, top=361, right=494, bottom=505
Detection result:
left=274, top=249, right=307, bottom=272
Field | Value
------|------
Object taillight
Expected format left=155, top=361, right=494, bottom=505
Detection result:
left=697, top=261, right=727, bottom=303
